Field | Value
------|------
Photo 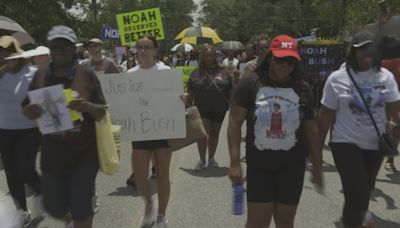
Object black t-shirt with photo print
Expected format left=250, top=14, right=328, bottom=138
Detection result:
left=187, top=67, right=233, bottom=113
left=233, top=72, right=315, bottom=168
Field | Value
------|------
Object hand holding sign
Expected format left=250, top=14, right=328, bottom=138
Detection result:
left=98, top=69, right=186, bottom=142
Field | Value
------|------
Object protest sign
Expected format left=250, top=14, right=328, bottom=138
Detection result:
left=299, top=43, right=346, bottom=78
left=114, top=46, right=126, bottom=64
left=176, top=66, right=195, bottom=91
left=28, top=85, right=74, bottom=135
left=98, top=69, right=186, bottom=141
left=101, top=27, right=120, bottom=40
left=116, top=8, right=165, bottom=45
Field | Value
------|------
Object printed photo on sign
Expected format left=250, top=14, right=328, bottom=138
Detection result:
left=254, top=87, right=300, bottom=151
left=28, top=84, right=74, bottom=135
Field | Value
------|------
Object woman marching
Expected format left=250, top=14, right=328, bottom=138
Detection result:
left=0, top=35, right=43, bottom=226
left=318, top=31, right=400, bottom=228
left=126, top=35, right=176, bottom=228
left=187, top=45, right=233, bottom=171
left=228, top=35, right=323, bottom=228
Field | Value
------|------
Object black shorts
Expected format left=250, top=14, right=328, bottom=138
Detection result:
left=246, top=156, right=306, bottom=205
left=42, top=151, right=99, bottom=222
left=198, top=110, right=226, bottom=123
left=132, top=140, right=169, bottom=150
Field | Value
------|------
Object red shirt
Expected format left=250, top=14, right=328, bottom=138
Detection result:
left=382, top=59, right=400, bottom=87
left=270, top=112, right=283, bottom=131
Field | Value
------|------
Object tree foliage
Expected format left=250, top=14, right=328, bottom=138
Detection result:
left=0, top=0, right=195, bottom=51
left=200, top=0, right=400, bottom=43
left=0, top=0, right=88, bottom=45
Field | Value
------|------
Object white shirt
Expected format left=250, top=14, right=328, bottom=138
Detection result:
left=321, top=65, right=400, bottom=150
left=222, top=58, right=239, bottom=69
left=0, top=65, right=37, bottom=129
left=127, top=62, right=170, bottom=73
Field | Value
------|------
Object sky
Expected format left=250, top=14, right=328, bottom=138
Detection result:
left=191, top=0, right=203, bottom=26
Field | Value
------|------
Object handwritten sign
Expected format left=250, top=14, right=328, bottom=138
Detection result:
left=97, top=69, right=185, bottom=141
left=299, top=44, right=346, bottom=78
left=116, top=8, right=165, bottom=46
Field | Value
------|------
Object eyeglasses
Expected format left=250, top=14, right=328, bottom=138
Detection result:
left=137, top=45, right=154, bottom=50
left=87, top=44, right=101, bottom=48
left=273, top=57, right=298, bottom=66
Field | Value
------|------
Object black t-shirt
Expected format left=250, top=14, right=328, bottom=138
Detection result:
left=187, top=67, right=233, bottom=113
left=233, top=72, right=315, bottom=168
left=26, top=64, right=106, bottom=173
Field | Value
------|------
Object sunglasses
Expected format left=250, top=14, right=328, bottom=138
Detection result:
left=356, top=44, right=375, bottom=57
left=273, top=57, right=298, bottom=66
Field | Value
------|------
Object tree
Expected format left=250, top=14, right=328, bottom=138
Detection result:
left=200, top=0, right=400, bottom=44
left=0, top=0, right=89, bottom=45
left=0, top=0, right=195, bottom=52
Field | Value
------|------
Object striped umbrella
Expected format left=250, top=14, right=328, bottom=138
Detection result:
left=175, top=26, right=223, bottom=44
left=0, top=16, right=35, bottom=45
left=170, top=43, right=193, bottom=53
left=219, top=41, right=244, bottom=50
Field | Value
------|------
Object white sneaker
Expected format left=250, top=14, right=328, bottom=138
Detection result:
left=32, top=194, right=45, bottom=219
left=65, top=221, right=74, bottom=228
left=19, top=209, right=31, bottom=227
left=92, top=194, right=100, bottom=214
left=208, top=158, right=219, bottom=168
left=194, top=160, right=206, bottom=171
left=140, top=204, right=156, bottom=228
left=152, top=214, right=168, bottom=228
left=362, top=211, right=375, bottom=227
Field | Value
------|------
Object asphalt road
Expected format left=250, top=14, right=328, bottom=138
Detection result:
left=1, top=114, right=399, bottom=228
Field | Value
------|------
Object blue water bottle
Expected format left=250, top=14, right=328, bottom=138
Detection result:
left=233, top=184, right=244, bottom=215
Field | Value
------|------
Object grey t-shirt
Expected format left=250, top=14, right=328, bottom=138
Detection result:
left=81, top=57, right=120, bottom=74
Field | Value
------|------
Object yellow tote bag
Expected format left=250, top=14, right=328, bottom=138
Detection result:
left=95, top=110, right=120, bottom=175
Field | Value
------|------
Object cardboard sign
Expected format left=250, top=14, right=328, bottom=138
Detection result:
left=299, top=44, right=346, bottom=78
left=116, top=8, right=165, bottom=45
left=97, top=69, right=186, bottom=141
left=114, top=46, right=126, bottom=65
left=101, top=27, right=120, bottom=40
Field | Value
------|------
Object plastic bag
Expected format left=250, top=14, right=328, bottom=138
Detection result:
left=95, top=110, right=120, bottom=175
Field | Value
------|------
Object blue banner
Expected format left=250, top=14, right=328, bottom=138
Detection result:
left=101, top=27, right=120, bottom=40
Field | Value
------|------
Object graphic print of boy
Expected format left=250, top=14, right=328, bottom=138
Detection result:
left=270, top=103, right=283, bottom=133
left=42, top=89, right=64, bottom=130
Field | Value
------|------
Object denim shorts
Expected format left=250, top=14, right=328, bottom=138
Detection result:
left=42, top=151, right=99, bottom=222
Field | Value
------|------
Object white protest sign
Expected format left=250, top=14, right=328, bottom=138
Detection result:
left=98, top=69, right=186, bottom=142
left=28, top=84, right=74, bottom=135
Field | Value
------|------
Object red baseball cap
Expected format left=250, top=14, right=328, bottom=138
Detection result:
left=268, top=35, right=301, bottom=61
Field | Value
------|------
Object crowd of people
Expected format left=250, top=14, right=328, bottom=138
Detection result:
left=0, top=19, right=399, bottom=228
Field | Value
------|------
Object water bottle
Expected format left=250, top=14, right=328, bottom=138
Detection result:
left=232, top=184, right=244, bottom=215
